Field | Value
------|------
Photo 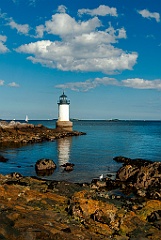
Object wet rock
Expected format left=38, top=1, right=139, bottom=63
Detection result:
left=35, top=158, right=56, bottom=172
left=148, top=211, right=161, bottom=231
left=0, top=121, right=86, bottom=145
left=104, top=178, right=121, bottom=192
left=114, top=156, right=153, bottom=166
left=0, top=173, right=160, bottom=239
left=64, top=165, right=73, bottom=171
left=61, top=163, right=75, bottom=168
left=113, top=156, right=131, bottom=164
left=0, top=151, right=160, bottom=238
left=36, top=168, right=55, bottom=177
left=113, top=156, right=161, bottom=199
left=91, top=209, right=112, bottom=224
left=134, top=162, right=161, bottom=189
left=48, top=181, right=83, bottom=198
left=0, top=155, right=8, bottom=162
left=9, top=172, right=23, bottom=179
left=116, top=164, right=139, bottom=181
left=61, top=163, right=75, bottom=171
left=91, top=178, right=107, bottom=189
left=147, top=210, right=161, bottom=222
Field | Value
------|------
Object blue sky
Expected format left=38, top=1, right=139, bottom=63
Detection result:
left=0, top=0, right=161, bottom=120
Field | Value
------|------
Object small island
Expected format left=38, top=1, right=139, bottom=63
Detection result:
left=0, top=120, right=86, bottom=146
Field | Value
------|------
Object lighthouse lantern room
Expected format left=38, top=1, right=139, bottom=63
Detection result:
left=56, top=92, right=73, bottom=131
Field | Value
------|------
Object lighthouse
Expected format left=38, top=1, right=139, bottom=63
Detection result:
left=56, top=92, right=73, bottom=131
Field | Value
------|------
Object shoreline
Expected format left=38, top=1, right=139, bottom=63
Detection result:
left=0, top=120, right=86, bottom=146
left=0, top=156, right=161, bottom=239
left=0, top=121, right=161, bottom=238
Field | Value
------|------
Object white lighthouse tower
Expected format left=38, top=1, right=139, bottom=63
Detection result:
left=56, top=92, right=73, bottom=131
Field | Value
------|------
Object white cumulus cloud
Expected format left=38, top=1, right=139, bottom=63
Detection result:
left=12, top=0, right=37, bottom=6
left=0, top=35, right=9, bottom=53
left=0, top=35, right=7, bottom=42
left=122, top=78, right=161, bottom=89
left=56, top=77, right=117, bottom=92
left=44, top=14, right=101, bottom=37
left=0, top=80, right=5, bottom=86
left=78, top=5, right=118, bottom=17
left=8, top=82, right=20, bottom=87
left=16, top=39, right=137, bottom=74
left=35, top=25, right=45, bottom=38
left=7, top=18, right=30, bottom=35
left=55, top=78, right=161, bottom=92
left=0, top=11, right=30, bottom=35
left=16, top=6, right=137, bottom=75
left=57, top=5, right=67, bottom=13
left=138, top=9, right=160, bottom=22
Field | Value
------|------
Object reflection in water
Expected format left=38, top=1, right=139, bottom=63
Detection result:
left=36, top=169, right=55, bottom=176
left=57, top=137, right=72, bottom=166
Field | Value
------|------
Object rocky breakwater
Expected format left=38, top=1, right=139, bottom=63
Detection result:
left=0, top=120, right=86, bottom=146
left=0, top=156, right=161, bottom=239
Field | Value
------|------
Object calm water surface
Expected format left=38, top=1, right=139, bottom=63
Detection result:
left=0, top=120, right=161, bottom=183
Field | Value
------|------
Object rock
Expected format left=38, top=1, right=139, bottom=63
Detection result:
left=113, top=156, right=153, bottom=166
left=135, top=162, right=161, bottom=199
left=113, top=156, right=131, bottom=164
left=0, top=121, right=86, bottom=145
left=61, top=163, right=75, bottom=171
left=48, top=181, right=83, bottom=198
left=61, top=163, right=75, bottom=167
left=36, top=124, right=43, bottom=128
left=36, top=168, right=55, bottom=176
left=114, top=157, right=161, bottom=199
left=147, top=210, right=161, bottom=222
left=35, top=158, right=56, bottom=171
left=0, top=120, right=9, bottom=128
left=0, top=171, right=160, bottom=239
left=0, top=149, right=161, bottom=238
left=10, top=172, right=23, bottom=179
left=64, top=165, right=73, bottom=171
left=116, top=164, right=139, bottom=181
left=0, top=155, right=8, bottom=162
left=91, top=178, right=107, bottom=188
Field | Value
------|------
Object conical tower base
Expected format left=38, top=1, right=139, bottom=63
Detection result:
left=56, top=120, right=73, bottom=131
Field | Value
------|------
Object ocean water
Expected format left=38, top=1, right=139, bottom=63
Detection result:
left=0, top=120, right=161, bottom=183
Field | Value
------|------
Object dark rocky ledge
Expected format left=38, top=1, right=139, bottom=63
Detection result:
left=0, top=120, right=86, bottom=146
left=0, top=156, right=161, bottom=239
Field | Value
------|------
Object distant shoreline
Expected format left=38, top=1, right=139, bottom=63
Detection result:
left=1, top=119, right=161, bottom=122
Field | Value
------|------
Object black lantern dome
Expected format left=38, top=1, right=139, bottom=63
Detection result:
left=58, top=92, right=70, bottom=105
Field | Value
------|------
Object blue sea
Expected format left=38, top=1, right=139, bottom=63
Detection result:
left=0, top=120, right=161, bottom=183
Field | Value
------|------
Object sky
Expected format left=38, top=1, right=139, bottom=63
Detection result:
left=0, top=0, right=161, bottom=120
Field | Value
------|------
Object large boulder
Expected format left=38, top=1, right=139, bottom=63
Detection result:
left=116, top=164, right=139, bottom=181
left=35, top=158, right=56, bottom=171
left=114, top=156, right=153, bottom=166
left=114, top=157, right=161, bottom=199
left=134, top=162, right=161, bottom=199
